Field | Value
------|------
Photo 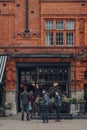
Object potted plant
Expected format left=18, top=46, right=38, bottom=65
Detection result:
left=77, top=99, right=85, bottom=104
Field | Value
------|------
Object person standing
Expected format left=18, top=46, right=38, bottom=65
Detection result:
left=55, top=92, right=61, bottom=122
left=20, top=83, right=29, bottom=121
left=42, top=90, right=49, bottom=123
left=29, top=101, right=32, bottom=119
left=29, top=91, right=35, bottom=118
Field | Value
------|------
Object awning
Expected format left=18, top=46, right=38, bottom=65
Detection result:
left=0, top=56, right=7, bottom=83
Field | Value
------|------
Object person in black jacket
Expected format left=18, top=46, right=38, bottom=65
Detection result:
left=55, top=92, right=61, bottom=122
left=20, top=83, right=29, bottom=121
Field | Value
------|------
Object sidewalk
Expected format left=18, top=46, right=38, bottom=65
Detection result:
left=0, top=116, right=87, bottom=130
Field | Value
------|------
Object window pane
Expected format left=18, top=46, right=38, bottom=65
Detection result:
left=56, top=33, right=63, bottom=45
left=66, top=21, right=74, bottom=30
left=46, top=32, right=53, bottom=45
left=46, top=20, right=53, bottom=30
left=66, top=33, right=74, bottom=45
left=56, top=21, right=64, bottom=30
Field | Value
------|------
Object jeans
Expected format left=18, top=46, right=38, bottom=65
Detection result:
left=42, top=105, right=49, bottom=122
left=21, top=104, right=29, bottom=120
left=55, top=105, right=61, bottom=120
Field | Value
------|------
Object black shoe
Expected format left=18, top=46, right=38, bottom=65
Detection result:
left=21, top=115, right=24, bottom=121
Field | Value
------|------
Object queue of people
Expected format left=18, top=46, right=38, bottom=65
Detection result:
left=20, top=83, right=61, bottom=123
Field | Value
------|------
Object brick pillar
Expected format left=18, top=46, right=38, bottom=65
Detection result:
left=5, top=58, right=17, bottom=115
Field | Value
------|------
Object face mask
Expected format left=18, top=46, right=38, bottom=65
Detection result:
left=56, top=92, right=58, bottom=95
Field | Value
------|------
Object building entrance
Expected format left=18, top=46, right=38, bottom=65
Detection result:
left=17, top=63, right=71, bottom=113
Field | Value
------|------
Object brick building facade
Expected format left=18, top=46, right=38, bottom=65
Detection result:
left=0, top=0, right=87, bottom=115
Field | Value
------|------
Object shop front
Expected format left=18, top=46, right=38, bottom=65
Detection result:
left=16, top=62, right=71, bottom=114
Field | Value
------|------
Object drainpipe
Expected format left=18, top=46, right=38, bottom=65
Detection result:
left=25, top=0, right=29, bottom=33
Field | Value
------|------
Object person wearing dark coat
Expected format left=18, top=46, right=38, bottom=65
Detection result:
left=20, top=84, right=30, bottom=121
left=41, top=90, right=49, bottom=123
left=55, top=92, right=61, bottom=122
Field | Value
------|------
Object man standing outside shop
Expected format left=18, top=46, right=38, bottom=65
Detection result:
left=20, top=83, right=29, bottom=121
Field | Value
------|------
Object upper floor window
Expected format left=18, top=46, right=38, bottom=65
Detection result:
left=46, top=20, right=53, bottom=30
left=66, top=33, right=74, bottom=45
left=56, top=33, right=63, bottom=45
left=66, top=21, right=74, bottom=30
left=56, top=21, right=64, bottom=30
left=45, top=19, right=75, bottom=46
left=46, top=32, right=53, bottom=46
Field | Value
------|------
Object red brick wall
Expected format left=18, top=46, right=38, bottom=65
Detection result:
left=40, top=2, right=87, bottom=15
left=0, top=0, right=87, bottom=47
left=0, top=16, right=9, bottom=45
left=0, top=1, right=15, bottom=46
left=15, top=0, right=40, bottom=34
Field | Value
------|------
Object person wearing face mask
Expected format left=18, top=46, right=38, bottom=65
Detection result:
left=55, top=92, right=61, bottom=122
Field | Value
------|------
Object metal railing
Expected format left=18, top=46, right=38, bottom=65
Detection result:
left=32, top=99, right=87, bottom=119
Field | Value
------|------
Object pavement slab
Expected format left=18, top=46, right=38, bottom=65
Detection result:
left=0, top=118, right=87, bottom=130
